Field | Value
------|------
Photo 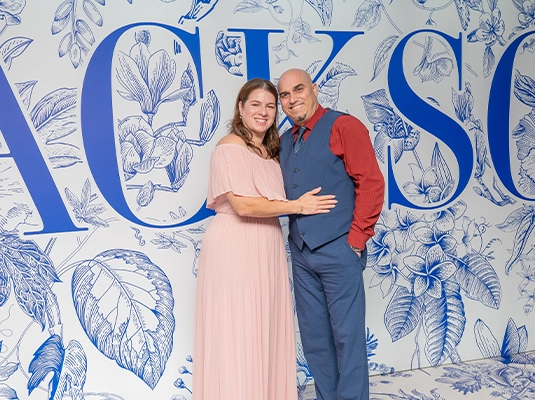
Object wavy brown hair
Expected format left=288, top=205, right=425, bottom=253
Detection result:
left=229, top=78, right=280, bottom=161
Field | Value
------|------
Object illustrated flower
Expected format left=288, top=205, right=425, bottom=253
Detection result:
left=511, top=0, right=535, bottom=38
left=404, top=244, right=457, bottom=298
left=215, top=31, right=243, bottom=76
left=119, top=116, right=178, bottom=181
left=403, top=165, right=446, bottom=204
left=0, top=0, right=25, bottom=35
left=411, top=222, right=458, bottom=258
left=367, top=223, right=397, bottom=268
left=413, top=36, right=453, bottom=83
left=468, top=7, right=506, bottom=47
left=116, top=30, right=192, bottom=125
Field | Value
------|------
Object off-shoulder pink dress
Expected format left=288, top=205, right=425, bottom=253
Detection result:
left=192, top=144, right=297, bottom=400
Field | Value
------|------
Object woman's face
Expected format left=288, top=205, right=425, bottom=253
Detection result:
left=238, top=88, right=277, bottom=138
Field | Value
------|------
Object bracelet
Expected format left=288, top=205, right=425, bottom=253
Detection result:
left=349, top=245, right=362, bottom=254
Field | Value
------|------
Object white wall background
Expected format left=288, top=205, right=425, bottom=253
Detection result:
left=0, top=1, right=534, bottom=399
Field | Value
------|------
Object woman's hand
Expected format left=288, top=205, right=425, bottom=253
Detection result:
left=297, top=187, right=337, bottom=215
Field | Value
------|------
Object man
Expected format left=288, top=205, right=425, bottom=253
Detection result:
left=277, top=68, right=384, bottom=400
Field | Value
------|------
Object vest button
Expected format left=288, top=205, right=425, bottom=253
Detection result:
left=294, top=168, right=298, bottom=172
left=297, top=216, right=301, bottom=220
left=293, top=184, right=297, bottom=188
left=300, top=232, right=305, bottom=236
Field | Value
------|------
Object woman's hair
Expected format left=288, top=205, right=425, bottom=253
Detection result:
left=229, top=78, right=280, bottom=161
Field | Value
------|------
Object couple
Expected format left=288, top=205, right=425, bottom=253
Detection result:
left=193, top=69, right=385, bottom=400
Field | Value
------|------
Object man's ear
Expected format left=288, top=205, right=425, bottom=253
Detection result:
left=312, top=83, right=319, bottom=96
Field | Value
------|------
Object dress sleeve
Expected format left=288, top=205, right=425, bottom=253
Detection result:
left=206, top=145, right=286, bottom=209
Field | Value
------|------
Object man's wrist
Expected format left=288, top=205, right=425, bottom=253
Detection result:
left=349, top=245, right=363, bottom=254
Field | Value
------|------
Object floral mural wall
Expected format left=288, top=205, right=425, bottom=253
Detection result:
left=0, top=1, right=534, bottom=399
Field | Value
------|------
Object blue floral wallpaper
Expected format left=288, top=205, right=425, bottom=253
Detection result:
left=0, top=1, right=534, bottom=399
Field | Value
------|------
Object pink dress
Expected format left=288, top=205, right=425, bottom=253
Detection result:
left=193, top=144, right=298, bottom=400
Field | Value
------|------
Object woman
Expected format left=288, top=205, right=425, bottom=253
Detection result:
left=192, top=78, right=336, bottom=400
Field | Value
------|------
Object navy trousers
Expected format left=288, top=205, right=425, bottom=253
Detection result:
left=289, top=234, right=369, bottom=400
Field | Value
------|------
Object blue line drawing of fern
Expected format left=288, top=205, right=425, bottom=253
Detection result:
left=234, top=0, right=320, bottom=63
left=215, top=31, right=243, bottom=77
left=52, top=0, right=105, bottom=69
left=117, top=30, right=220, bottom=210
left=369, top=201, right=502, bottom=368
left=452, top=81, right=514, bottom=206
left=0, top=36, right=32, bottom=70
left=179, top=0, right=221, bottom=24
left=71, top=248, right=175, bottom=389
left=0, top=0, right=25, bottom=37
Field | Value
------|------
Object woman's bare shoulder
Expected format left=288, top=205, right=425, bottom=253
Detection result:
left=216, top=133, right=246, bottom=147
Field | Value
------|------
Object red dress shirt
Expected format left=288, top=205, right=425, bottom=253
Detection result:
left=291, top=105, right=385, bottom=249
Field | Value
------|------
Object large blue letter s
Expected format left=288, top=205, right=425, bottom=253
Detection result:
left=388, top=30, right=472, bottom=210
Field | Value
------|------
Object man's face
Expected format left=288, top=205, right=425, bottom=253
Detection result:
left=278, top=71, right=319, bottom=125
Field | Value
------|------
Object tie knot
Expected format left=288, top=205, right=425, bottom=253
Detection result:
left=297, top=125, right=307, bottom=136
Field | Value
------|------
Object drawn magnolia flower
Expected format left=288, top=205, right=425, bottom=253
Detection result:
left=404, top=244, right=457, bottom=298
left=0, top=0, right=25, bottom=35
left=119, top=116, right=178, bottom=181
left=116, top=30, right=192, bottom=126
left=215, top=31, right=243, bottom=76
left=510, top=0, right=535, bottom=38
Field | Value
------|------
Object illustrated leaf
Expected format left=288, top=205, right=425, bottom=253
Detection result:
left=198, top=90, right=220, bottom=143
left=474, top=318, right=501, bottom=358
left=52, top=340, right=87, bottom=400
left=54, top=1, right=74, bottom=21
left=502, top=318, right=528, bottom=357
left=234, top=0, right=262, bottom=13
left=83, top=0, right=103, bottom=26
left=0, top=384, right=18, bottom=400
left=72, top=249, right=175, bottom=389
left=371, top=35, right=398, bottom=82
left=15, top=80, right=37, bottom=109
left=483, top=46, right=495, bottom=78
left=317, top=62, right=356, bottom=101
left=30, top=88, right=77, bottom=143
left=496, top=205, right=535, bottom=232
left=423, top=280, right=466, bottom=366
left=28, top=334, right=63, bottom=396
left=46, top=144, right=83, bottom=169
left=502, top=206, right=535, bottom=275
left=514, top=69, right=535, bottom=108
left=467, top=0, right=484, bottom=12
left=384, top=286, right=423, bottom=342
left=0, top=262, right=10, bottom=307
left=58, top=33, right=73, bottom=57
left=0, top=362, right=18, bottom=381
left=431, top=143, right=453, bottom=193
left=306, top=0, right=332, bottom=26
left=353, top=0, right=381, bottom=29
left=0, top=37, right=33, bottom=69
left=456, top=252, right=501, bottom=309
left=453, top=0, right=470, bottom=30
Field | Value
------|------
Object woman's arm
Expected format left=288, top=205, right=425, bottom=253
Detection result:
left=226, top=187, right=336, bottom=218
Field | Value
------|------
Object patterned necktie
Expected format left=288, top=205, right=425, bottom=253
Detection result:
left=293, top=125, right=307, bottom=153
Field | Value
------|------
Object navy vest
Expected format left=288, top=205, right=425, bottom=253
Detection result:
left=280, top=110, right=355, bottom=250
